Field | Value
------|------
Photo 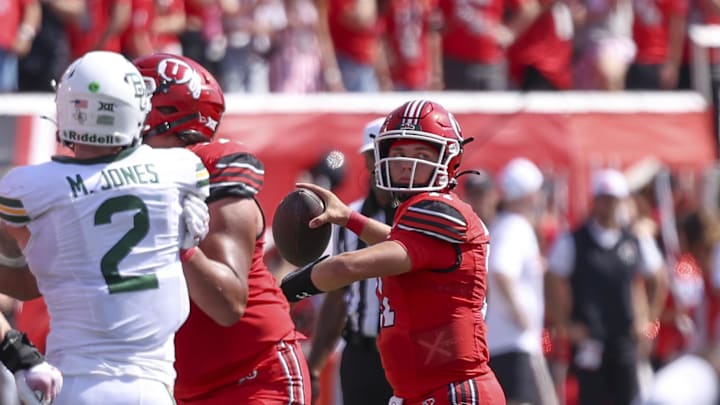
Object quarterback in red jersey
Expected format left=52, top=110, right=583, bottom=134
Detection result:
left=134, top=53, right=311, bottom=405
left=281, top=99, right=505, bottom=405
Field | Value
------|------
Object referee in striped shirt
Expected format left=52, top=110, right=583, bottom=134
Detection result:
left=307, top=117, right=395, bottom=405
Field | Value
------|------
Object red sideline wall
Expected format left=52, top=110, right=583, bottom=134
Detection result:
left=2, top=92, right=717, bottom=226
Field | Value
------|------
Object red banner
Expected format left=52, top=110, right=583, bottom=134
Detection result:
left=3, top=92, right=715, bottom=225
left=217, top=109, right=716, bottom=224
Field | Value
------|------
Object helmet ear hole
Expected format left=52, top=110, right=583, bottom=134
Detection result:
left=157, top=106, right=178, bottom=115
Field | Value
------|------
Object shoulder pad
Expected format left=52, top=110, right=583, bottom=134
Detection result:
left=396, top=197, right=468, bottom=243
left=190, top=141, right=264, bottom=200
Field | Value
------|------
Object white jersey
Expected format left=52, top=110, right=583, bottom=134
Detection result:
left=0, top=145, right=209, bottom=386
left=486, top=211, right=546, bottom=355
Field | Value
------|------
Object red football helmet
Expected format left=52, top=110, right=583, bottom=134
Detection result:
left=133, top=53, right=225, bottom=143
left=375, top=99, right=466, bottom=193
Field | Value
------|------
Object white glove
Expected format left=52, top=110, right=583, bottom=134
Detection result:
left=181, top=193, right=210, bottom=249
left=15, top=362, right=63, bottom=405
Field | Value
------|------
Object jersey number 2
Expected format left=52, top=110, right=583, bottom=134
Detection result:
left=94, top=195, right=158, bottom=294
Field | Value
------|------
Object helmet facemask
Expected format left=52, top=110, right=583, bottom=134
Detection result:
left=374, top=130, right=461, bottom=193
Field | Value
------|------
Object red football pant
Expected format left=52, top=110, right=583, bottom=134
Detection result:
left=177, top=340, right=311, bottom=405
left=394, top=372, right=506, bottom=405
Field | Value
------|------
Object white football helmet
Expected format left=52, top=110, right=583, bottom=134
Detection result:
left=55, top=51, right=151, bottom=147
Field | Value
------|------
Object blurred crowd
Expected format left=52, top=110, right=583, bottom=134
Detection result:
left=1, top=0, right=720, bottom=94
left=454, top=159, right=720, bottom=404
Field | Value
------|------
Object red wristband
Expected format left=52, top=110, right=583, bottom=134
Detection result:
left=180, top=247, right=197, bottom=263
left=346, top=211, right=369, bottom=235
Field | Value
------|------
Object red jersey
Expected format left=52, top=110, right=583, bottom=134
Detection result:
left=66, top=0, right=132, bottom=59
left=382, top=0, right=439, bottom=89
left=174, top=141, right=299, bottom=400
left=632, top=0, right=688, bottom=64
left=438, top=0, right=506, bottom=63
left=378, top=191, right=492, bottom=400
left=507, top=2, right=573, bottom=89
left=0, top=0, right=31, bottom=50
left=328, top=0, right=382, bottom=64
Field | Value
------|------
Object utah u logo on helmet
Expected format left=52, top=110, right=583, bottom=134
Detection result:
left=133, top=53, right=225, bottom=143
left=157, top=58, right=202, bottom=100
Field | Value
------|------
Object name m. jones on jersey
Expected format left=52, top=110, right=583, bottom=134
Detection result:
left=66, top=164, right=159, bottom=198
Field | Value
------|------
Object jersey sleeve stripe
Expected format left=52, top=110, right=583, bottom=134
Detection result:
left=195, top=163, right=210, bottom=189
left=215, top=161, right=265, bottom=175
left=397, top=223, right=463, bottom=243
left=209, top=182, right=259, bottom=195
left=0, top=196, right=25, bottom=209
left=210, top=169, right=263, bottom=182
left=0, top=197, right=29, bottom=223
left=407, top=206, right=467, bottom=226
left=399, top=212, right=466, bottom=241
left=196, top=169, right=209, bottom=180
left=196, top=178, right=210, bottom=188
left=0, top=211, right=30, bottom=224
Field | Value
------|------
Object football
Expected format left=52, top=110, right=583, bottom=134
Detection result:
left=272, top=189, right=332, bottom=267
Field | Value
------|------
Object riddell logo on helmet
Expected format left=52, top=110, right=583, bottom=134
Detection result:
left=157, top=58, right=201, bottom=99
left=63, top=130, right=121, bottom=144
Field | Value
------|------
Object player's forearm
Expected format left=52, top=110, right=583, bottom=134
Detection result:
left=0, top=266, right=40, bottom=301
left=183, top=249, right=248, bottom=326
left=546, top=272, right=571, bottom=332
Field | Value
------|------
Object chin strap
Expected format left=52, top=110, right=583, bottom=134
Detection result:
left=143, top=113, right=200, bottom=140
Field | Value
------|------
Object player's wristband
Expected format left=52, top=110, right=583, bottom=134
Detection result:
left=281, top=255, right=329, bottom=302
left=0, top=330, right=43, bottom=374
left=346, top=211, right=369, bottom=235
left=180, top=247, right=197, bottom=263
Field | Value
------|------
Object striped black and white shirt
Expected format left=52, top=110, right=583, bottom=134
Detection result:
left=333, top=193, right=395, bottom=339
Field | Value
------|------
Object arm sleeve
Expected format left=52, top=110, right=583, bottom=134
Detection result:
left=392, top=228, right=458, bottom=271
